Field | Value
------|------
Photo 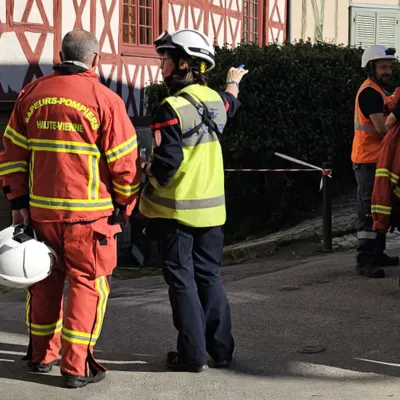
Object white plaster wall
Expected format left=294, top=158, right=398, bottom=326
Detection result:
left=96, top=0, right=119, bottom=54
left=0, top=1, right=55, bottom=94
left=0, top=0, right=6, bottom=24
left=167, top=1, right=244, bottom=47
left=62, top=0, right=91, bottom=38
left=269, top=0, right=286, bottom=43
left=289, top=0, right=400, bottom=45
left=168, top=4, right=183, bottom=32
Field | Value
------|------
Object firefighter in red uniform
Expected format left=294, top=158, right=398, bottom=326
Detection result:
left=0, top=30, right=140, bottom=388
left=372, top=88, right=400, bottom=256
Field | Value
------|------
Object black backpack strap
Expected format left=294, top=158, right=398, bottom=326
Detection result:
left=178, top=92, right=222, bottom=139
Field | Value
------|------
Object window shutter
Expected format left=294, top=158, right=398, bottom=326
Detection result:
left=376, top=12, right=398, bottom=48
left=352, top=10, right=376, bottom=48
left=350, top=6, right=400, bottom=50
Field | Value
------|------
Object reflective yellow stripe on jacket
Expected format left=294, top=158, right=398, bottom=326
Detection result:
left=4, top=124, right=29, bottom=149
left=0, top=160, right=28, bottom=176
left=105, top=136, right=138, bottom=163
left=30, top=194, right=113, bottom=211
left=112, top=181, right=140, bottom=197
left=375, top=168, right=399, bottom=184
left=26, top=138, right=112, bottom=210
left=0, top=124, right=29, bottom=176
left=371, top=204, right=392, bottom=215
left=28, top=138, right=99, bottom=155
left=372, top=167, right=397, bottom=219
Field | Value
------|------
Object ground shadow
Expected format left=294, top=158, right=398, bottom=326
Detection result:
left=0, top=341, right=168, bottom=388
left=4, top=252, right=400, bottom=389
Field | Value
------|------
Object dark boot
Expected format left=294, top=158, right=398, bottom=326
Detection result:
left=165, top=351, right=208, bottom=373
left=356, top=254, right=400, bottom=278
left=374, top=253, right=400, bottom=266
left=356, top=229, right=399, bottom=276
left=61, top=369, right=106, bottom=389
left=27, top=360, right=56, bottom=373
left=356, top=264, right=385, bottom=278
left=209, top=358, right=232, bottom=369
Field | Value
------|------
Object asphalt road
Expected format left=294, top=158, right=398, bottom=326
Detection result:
left=2, top=249, right=400, bottom=399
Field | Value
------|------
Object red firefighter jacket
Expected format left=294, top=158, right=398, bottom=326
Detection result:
left=0, top=65, right=140, bottom=222
left=371, top=123, right=400, bottom=233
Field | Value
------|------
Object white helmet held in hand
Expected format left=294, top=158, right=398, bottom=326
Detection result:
left=0, top=225, right=57, bottom=289
left=361, top=45, right=397, bottom=68
left=154, top=29, right=215, bottom=71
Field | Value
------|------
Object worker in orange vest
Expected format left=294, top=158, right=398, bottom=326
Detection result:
left=0, top=30, right=140, bottom=388
left=352, top=45, right=399, bottom=277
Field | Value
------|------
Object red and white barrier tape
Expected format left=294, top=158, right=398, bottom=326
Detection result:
left=224, top=168, right=317, bottom=172
left=274, top=152, right=332, bottom=178
left=274, top=152, right=332, bottom=191
left=224, top=152, right=332, bottom=191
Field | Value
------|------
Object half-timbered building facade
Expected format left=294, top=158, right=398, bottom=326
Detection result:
left=0, top=0, right=287, bottom=232
left=0, top=0, right=287, bottom=122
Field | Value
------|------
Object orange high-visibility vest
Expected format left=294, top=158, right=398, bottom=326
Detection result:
left=351, top=78, right=391, bottom=163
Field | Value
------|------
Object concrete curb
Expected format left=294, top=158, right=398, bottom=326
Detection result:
left=222, top=193, right=361, bottom=265
left=223, top=221, right=358, bottom=265
left=223, top=231, right=320, bottom=265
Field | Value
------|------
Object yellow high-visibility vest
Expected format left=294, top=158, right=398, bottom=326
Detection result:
left=139, top=84, right=227, bottom=227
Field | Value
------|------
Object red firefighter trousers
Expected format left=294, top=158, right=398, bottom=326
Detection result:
left=24, top=217, right=121, bottom=377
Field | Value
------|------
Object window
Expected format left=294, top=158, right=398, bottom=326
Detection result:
left=243, top=0, right=259, bottom=44
left=122, top=0, right=154, bottom=47
left=350, top=6, right=400, bottom=49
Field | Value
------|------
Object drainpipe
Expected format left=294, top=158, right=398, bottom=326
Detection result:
left=286, top=0, right=292, bottom=43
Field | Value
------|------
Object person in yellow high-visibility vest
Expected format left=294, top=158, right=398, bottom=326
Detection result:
left=139, top=29, right=247, bottom=372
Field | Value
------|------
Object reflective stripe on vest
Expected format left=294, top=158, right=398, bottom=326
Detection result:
left=142, top=184, right=225, bottom=210
left=139, top=84, right=227, bottom=228
left=354, top=109, right=378, bottom=132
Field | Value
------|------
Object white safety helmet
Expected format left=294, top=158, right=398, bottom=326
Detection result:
left=0, top=225, right=57, bottom=289
left=154, top=29, right=215, bottom=71
left=361, top=45, right=397, bottom=68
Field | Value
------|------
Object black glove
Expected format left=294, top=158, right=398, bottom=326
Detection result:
left=111, top=202, right=129, bottom=226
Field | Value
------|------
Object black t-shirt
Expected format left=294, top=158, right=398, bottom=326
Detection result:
left=358, top=87, right=384, bottom=118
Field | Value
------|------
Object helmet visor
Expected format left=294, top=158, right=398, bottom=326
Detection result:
left=154, top=31, right=177, bottom=53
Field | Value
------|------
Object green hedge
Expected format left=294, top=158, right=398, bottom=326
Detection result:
left=144, top=41, right=400, bottom=244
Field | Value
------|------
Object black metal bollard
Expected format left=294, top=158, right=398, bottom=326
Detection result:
left=322, top=162, right=332, bottom=252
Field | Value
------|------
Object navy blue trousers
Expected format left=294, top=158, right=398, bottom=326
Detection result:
left=157, top=219, right=234, bottom=366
